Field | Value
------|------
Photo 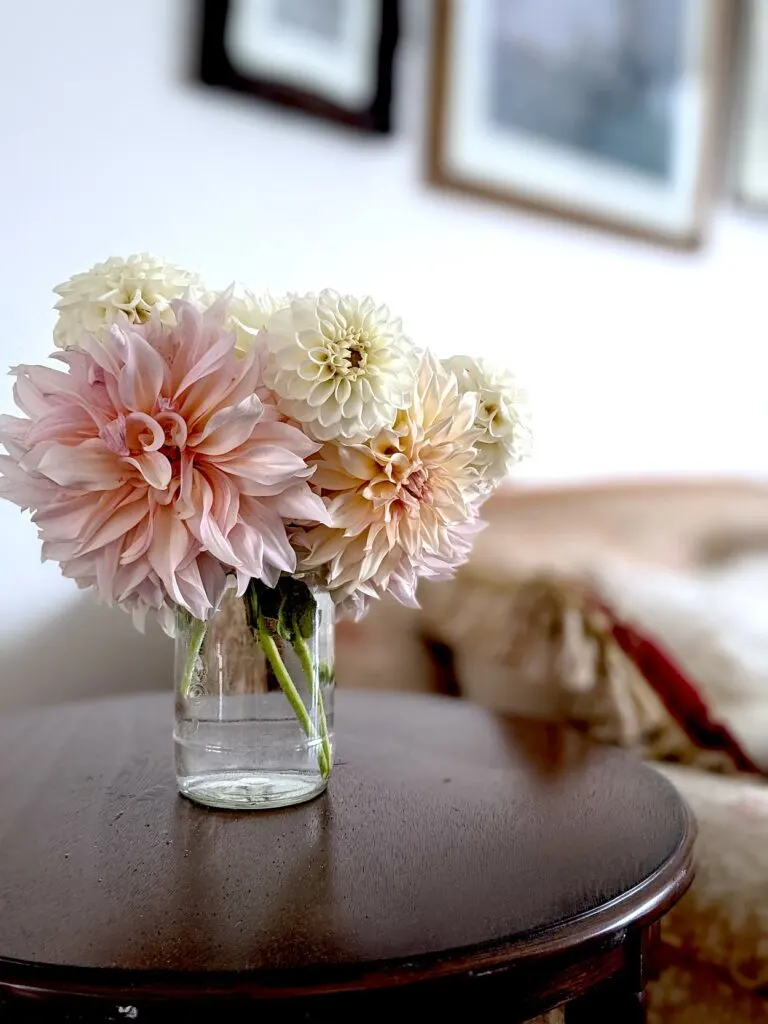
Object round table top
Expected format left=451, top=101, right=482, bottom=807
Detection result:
left=0, top=691, right=692, bottom=1000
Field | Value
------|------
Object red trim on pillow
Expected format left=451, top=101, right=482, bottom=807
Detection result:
left=601, top=607, right=764, bottom=776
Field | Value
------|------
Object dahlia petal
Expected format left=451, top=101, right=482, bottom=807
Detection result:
left=33, top=490, right=109, bottom=541
left=117, top=333, right=165, bottom=412
left=387, top=575, right=421, bottom=608
left=175, top=558, right=217, bottom=621
left=197, top=552, right=229, bottom=610
left=154, top=602, right=178, bottom=637
left=303, top=418, right=345, bottom=442
left=297, top=526, right=347, bottom=566
left=226, top=522, right=265, bottom=578
left=151, top=477, right=179, bottom=506
left=269, top=484, right=332, bottom=525
left=290, top=303, right=322, bottom=335
left=310, top=464, right=358, bottom=491
left=193, top=394, right=264, bottom=456
left=120, top=515, right=155, bottom=564
left=272, top=343, right=307, bottom=371
left=125, top=451, right=172, bottom=490
left=76, top=499, right=150, bottom=556
left=114, top=557, right=154, bottom=602
left=279, top=375, right=313, bottom=401
left=125, top=412, right=165, bottom=452
left=95, top=540, right=123, bottom=604
left=59, top=550, right=101, bottom=583
left=33, top=439, right=127, bottom=490
left=198, top=503, right=240, bottom=570
left=79, top=331, right=122, bottom=377
left=202, top=465, right=241, bottom=535
left=12, top=374, right=51, bottom=419
left=13, top=363, right=81, bottom=400
left=234, top=567, right=251, bottom=596
left=156, top=410, right=187, bottom=449
left=316, top=398, right=343, bottom=428
left=358, top=536, right=390, bottom=583
left=0, top=452, right=59, bottom=506
left=296, top=359, right=321, bottom=382
left=176, top=451, right=196, bottom=519
left=248, top=420, right=320, bottom=458
left=0, top=415, right=31, bottom=459
left=335, top=494, right=374, bottom=536
left=174, top=332, right=235, bottom=398
left=336, top=445, right=378, bottom=480
left=258, top=559, right=281, bottom=589
left=24, top=405, right=96, bottom=447
left=217, top=445, right=311, bottom=488
left=147, top=506, right=194, bottom=607
left=41, top=540, right=75, bottom=563
left=240, top=499, right=296, bottom=575
left=178, top=344, right=260, bottom=426
left=306, top=379, right=336, bottom=408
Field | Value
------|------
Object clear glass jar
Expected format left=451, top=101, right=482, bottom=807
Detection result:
left=174, top=577, right=334, bottom=810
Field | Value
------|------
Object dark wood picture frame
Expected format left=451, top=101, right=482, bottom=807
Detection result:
left=427, top=0, right=732, bottom=250
left=197, top=0, right=399, bottom=134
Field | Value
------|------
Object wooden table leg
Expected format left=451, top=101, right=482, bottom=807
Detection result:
left=565, top=926, right=655, bottom=1024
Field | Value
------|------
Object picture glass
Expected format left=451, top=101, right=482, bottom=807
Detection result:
left=489, top=0, right=683, bottom=181
left=271, top=0, right=344, bottom=43
left=226, top=0, right=380, bottom=107
left=440, top=0, right=714, bottom=239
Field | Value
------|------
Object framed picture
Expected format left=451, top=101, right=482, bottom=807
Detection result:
left=198, top=0, right=399, bottom=134
left=735, top=0, right=768, bottom=208
left=428, top=0, right=730, bottom=248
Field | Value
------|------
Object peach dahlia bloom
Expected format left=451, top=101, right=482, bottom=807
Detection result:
left=0, top=301, right=329, bottom=631
left=293, top=353, right=484, bottom=619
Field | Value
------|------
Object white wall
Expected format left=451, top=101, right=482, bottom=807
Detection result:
left=2, top=0, right=768, bottom=684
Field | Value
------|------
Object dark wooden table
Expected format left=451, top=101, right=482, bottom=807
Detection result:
left=0, top=691, right=694, bottom=1023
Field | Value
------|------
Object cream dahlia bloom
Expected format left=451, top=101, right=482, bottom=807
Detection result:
left=259, top=290, right=419, bottom=444
left=293, top=353, right=483, bottom=619
left=53, top=254, right=199, bottom=349
left=201, top=287, right=286, bottom=356
left=443, top=355, right=531, bottom=490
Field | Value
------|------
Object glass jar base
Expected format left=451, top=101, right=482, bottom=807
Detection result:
left=177, top=770, right=327, bottom=811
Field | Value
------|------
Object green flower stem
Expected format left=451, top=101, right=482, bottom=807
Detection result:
left=293, top=628, right=332, bottom=777
left=257, top=621, right=330, bottom=779
left=180, top=616, right=207, bottom=699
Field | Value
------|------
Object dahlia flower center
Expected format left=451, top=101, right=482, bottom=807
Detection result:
left=324, top=327, right=370, bottom=381
left=100, top=408, right=188, bottom=490
left=112, top=287, right=153, bottom=323
left=401, top=466, right=430, bottom=503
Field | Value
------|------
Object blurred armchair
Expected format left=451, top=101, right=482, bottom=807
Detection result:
left=339, top=479, right=768, bottom=1024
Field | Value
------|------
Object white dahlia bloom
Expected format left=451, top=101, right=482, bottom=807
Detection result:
left=53, top=253, right=200, bottom=348
left=293, top=352, right=484, bottom=619
left=259, top=289, right=419, bottom=444
left=200, top=286, right=286, bottom=356
left=443, top=355, right=531, bottom=491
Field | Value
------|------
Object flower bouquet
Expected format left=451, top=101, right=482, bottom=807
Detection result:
left=0, top=255, right=529, bottom=809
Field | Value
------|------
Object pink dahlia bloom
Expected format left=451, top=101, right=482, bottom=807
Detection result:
left=0, top=301, right=329, bottom=631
